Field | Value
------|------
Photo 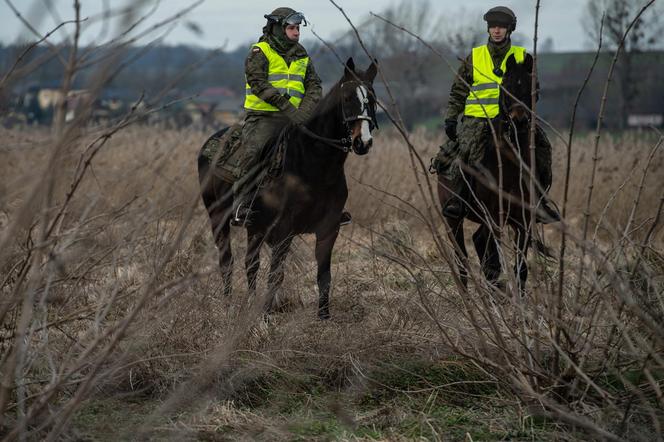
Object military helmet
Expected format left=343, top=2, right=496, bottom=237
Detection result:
left=483, top=6, right=517, bottom=32
left=264, top=7, right=307, bottom=26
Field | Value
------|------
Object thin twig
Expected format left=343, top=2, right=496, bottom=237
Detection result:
left=576, top=0, right=657, bottom=300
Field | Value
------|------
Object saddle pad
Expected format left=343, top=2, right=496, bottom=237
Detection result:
left=201, top=123, right=290, bottom=184
left=200, top=123, right=243, bottom=183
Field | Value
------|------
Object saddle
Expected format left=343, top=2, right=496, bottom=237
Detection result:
left=201, top=123, right=289, bottom=184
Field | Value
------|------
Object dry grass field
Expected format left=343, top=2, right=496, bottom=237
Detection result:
left=1, top=123, right=662, bottom=441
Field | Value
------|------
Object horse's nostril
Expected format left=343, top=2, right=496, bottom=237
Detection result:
left=366, top=139, right=373, bottom=148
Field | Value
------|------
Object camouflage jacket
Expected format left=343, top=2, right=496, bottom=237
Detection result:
left=245, top=38, right=323, bottom=117
left=445, top=38, right=529, bottom=121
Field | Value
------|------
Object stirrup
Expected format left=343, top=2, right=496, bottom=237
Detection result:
left=231, top=202, right=251, bottom=227
left=340, top=211, right=352, bottom=227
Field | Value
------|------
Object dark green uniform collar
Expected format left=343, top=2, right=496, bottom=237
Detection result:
left=259, top=34, right=307, bottom=62
left=487, top=37, right=511, bottom=56
left=486, top=37, right=512, bottom=68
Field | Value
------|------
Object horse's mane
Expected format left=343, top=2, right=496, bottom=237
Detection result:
left=312, top=80, right=343, bottom=120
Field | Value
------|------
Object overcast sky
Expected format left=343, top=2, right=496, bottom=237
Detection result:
left=0, top=0, right=590, bottom=52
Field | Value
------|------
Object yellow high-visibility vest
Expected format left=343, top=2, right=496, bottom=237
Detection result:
left=464, top=44, right=526, bottom=118
left=244, top=41, right=309, bottom=111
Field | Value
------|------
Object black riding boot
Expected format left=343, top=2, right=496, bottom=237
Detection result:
left=231, top=177, right=257, bottom=227
left=231, top=163, right=264, bottom=226
left=442, top=177, right=469, bottom=219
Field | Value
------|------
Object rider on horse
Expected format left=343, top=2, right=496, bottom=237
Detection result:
left=436, top=6, right=560, bottom=223
left=232, top=7, right=323, bottom=225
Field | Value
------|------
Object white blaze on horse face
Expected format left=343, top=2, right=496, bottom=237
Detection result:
left=356, top=85, right=372, bottom=144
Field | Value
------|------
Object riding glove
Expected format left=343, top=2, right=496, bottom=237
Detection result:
left=444, top=118, right=458, bottom=142
left=283, top=103, right=310, bottom=125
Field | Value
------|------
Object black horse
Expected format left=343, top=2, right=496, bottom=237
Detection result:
left=198, top=58, right=378, bottom=319
left=437, top=54, right=536, bottom=292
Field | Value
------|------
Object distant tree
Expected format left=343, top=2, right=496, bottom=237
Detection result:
left=359, top=0, right=446, bottom=56
left=439, top=8, right=485, bottom=57
left=582, top=0, right=663, bottom=127
left=583, top=0, right=662, bottom=51
left=540, top=36, right=555, bottom=53
left=328, top=0, right=453, bottom=127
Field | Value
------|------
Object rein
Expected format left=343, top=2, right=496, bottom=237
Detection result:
left=296, top=124, right=353, bottom=153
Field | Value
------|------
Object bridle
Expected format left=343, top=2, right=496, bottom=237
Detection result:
left=341, top=81, right=378, bottom=131
left=297, top=125, right=353, bottom=152
left=296, top=80, right=377, bottom=153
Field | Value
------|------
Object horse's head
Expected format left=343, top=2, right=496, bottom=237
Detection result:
left=501, top=53, right=534, bottom=122
left=339, top=57, right=378, bottom=155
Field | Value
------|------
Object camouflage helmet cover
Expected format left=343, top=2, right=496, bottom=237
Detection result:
left=483, top=6, right=517, bottom=32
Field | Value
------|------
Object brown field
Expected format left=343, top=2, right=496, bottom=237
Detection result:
left=1, top=124, right=662, bottom=440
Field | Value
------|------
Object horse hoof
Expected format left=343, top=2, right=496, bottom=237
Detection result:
left=318, top=309, right=331, bottom=320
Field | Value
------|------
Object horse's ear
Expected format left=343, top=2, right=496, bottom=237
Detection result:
left=344, top=57, right=356, bottom=79
left=366, top=59, right=378, bottom=82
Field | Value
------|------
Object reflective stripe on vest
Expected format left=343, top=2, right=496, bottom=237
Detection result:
left=464, top=45, right=526, bottom=118
left=244, top=41, right=309, bottom=111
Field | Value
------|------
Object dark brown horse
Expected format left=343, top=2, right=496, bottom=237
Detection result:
left=438, top=54, right=536, bottom=292
left=198, top=58, right=378, bottom=319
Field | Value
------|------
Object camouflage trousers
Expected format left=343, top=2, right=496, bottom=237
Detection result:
left=233, top=112, right=289, bottom=189
left=436, top=116, right=553, bottom=190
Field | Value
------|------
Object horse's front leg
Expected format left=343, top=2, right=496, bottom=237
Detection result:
left=446, top=217, right=469, bottom=288
left=265, top=236, right=293, bottom=314
left=245, top=230, right=264, bottom=296
left=472, top=224, right=503, bottom=290
left=315, top=229, right=339, bottom=320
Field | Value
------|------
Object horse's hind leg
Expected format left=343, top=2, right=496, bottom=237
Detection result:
left=245, top=230, right=264, bottom=296
left=215, top=214, right=233, bottom=296
left=446, top=218, right=469, bottom=288
left=265, top=236, right=293, bottom=314
left=199, top=163, right=234, bottom=296
left=514, top=226, right=530, bottom=294
left=472, top=224, right=502, bottom=289
left=315, top=229, right=339, bottom=320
